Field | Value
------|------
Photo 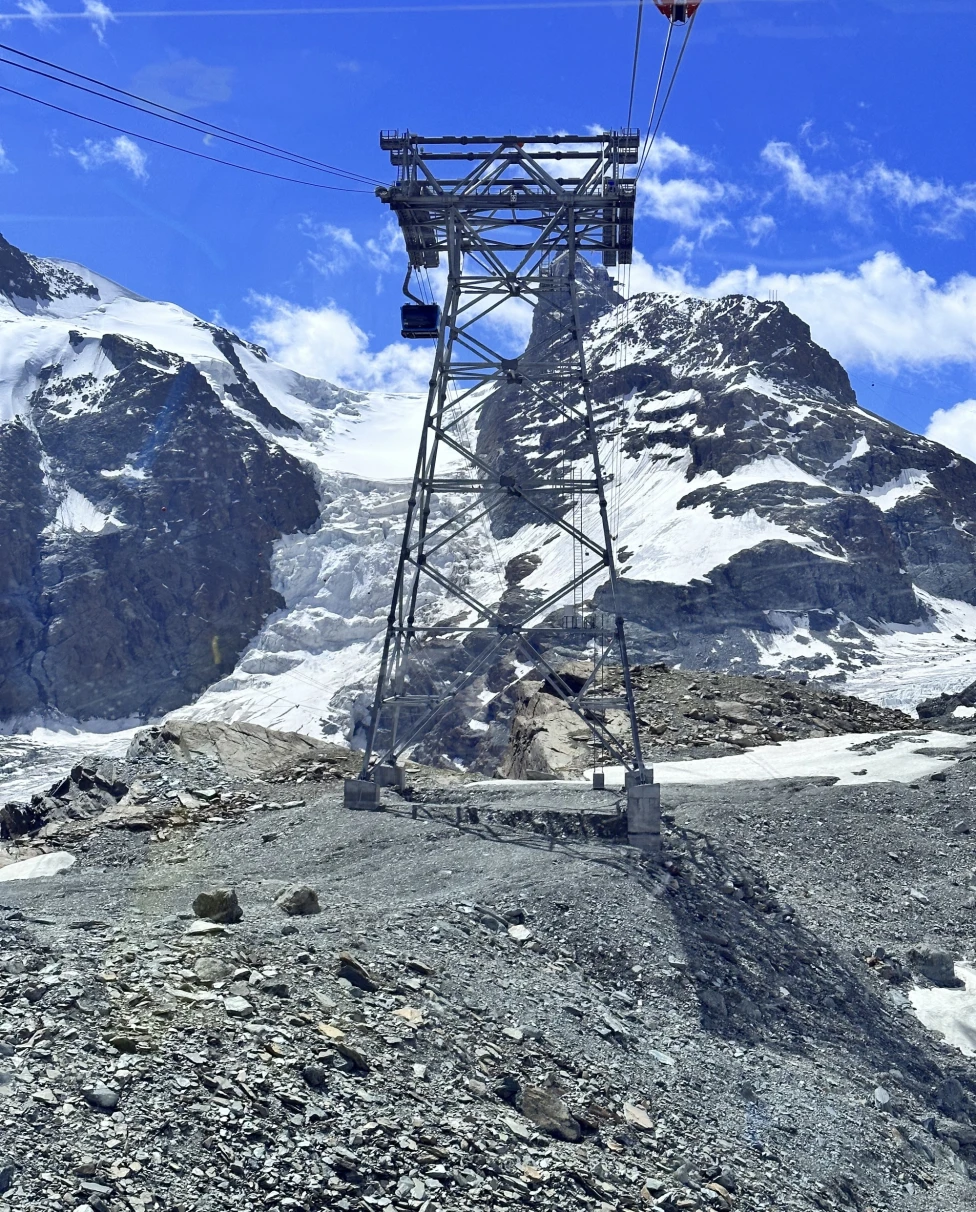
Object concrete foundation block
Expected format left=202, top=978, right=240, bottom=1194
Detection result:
left=625, top=768, right=655, bottom=791
left=344, top=778, right=382, bottom=811
left=373, top=765, right=406, bottom=791
left=627, top=781, right=661, bottom=856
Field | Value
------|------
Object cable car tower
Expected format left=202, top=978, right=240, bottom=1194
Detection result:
left=349, top=131, right=658, bottom=848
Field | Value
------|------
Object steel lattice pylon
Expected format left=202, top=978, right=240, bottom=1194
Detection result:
left=359, top=131, right=648, bottom=785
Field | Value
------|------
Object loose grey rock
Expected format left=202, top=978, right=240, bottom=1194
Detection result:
left=83, top=1082, right=119, bottom=1111
left=337, top=951, right=379, bottom=992
left=936, top=1077, right=969, bottom=1117
left=192, top=887, right=243, bottom=924
left=193, top=956, right=234, bottom=985
left=275, top=884, right=321, bottom=916
left=302, top=1064, right=328, bottom=1088
left=223, top=995, right=255, bottom=1018
left=909, top=946, right=963, bottom=988
left=517, top=1084, right=581, bottom=1142
left=333, top=1040, right=369, bottom=1071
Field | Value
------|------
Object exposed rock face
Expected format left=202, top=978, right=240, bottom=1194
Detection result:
left=127, top=719, right=336, bottom=778
left=0, top=233, right=321, bottom=723
left=475, top=261, right=976, bottom=685
left=914, top=681, right=976, bottom=734
left=499, top=663, right=919, bottom=779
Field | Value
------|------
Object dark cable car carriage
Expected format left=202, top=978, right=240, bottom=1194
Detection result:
left=400, top=267, right=440, bottom=339
left=400, top=302, right=440, bottom=339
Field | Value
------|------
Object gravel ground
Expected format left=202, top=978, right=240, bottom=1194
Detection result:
left=1, top=735, right=976, bottom=1212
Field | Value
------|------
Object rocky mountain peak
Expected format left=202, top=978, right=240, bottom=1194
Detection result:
left=606, top=291, right=856, bottom=406
left=471, top=277, right=976, bottom=710
left=4, top=225, right=976, bottom=740
left=0, top=231, right=338, bottom=725
left=0, top=231, right=102, bottom=311
left=0, top=231, right=54, bottom=305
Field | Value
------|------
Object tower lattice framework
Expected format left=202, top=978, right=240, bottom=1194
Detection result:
left=361, top=131, right=648, bottom=781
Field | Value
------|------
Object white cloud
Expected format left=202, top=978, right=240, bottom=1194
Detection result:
left=634, top=134, right=732, bottom=239
left=762, top=141, right=836, bottom=206
left=303, top=218, right=401, bottom=277
left=250, top=296, right=433, bottom=394
left=624, top=249, right=976, bottom=373
left=642, top=133, right=710, bottom=175
left=638, top=175, right=729, bottom=233
left=475, top=294, right=533, bottom=355
left=926, top=400, right=976, bottom=462
left=70, top=135, right=148, bottom=180
left=762, top=141, right=976, bottom=235
left=17, top=0, right=53, bottom=27
left=744, top=213, right=775, bottom=244
left=83, top=0, right=115, bottom=41
left=0, top=140, right=16, bottom=175
left=306, top=225, right=361, bottom=275
left=132, top=58, right=232, bottom=111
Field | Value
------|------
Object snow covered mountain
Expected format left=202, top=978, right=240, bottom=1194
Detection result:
left=473, top=263, right=976, bottom=717
left=4, top=232, right=976, bottom=746
left=0, top=232, right=430, bottom=731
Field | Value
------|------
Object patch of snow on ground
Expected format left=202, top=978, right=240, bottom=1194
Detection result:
left=910, top=963, right=976, bottom=1056
left=722, top=455, right=825, bottom=490
left=318, top=391, right=428, bottom=480
left=830, top=435, right=869, bottom=469
left=0, top=726, right=140, bottom=802
left=494, top=451, right=837, bottom=600
left=589, top=730, right=976, bottom=787
left=841, top=591, right=976, bottom=712
left=0, top=851, right=75, bottom=882
left=753, top=617, right=844, bottom=677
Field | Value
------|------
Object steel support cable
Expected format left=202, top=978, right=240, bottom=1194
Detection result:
left=625, top=0, right=645, bottom=131
left=423, top=256, right=522, bottom=588
left=637, top=9, right=696, bottom=180
left=445, top=369, right=506, bottom=586
left=634, top=15, right=672, bottom=172
left=421, top=261, right=509, bottom=600
left=0, top=46, right=380, bottom=186
left=0, top=81, right=374, bottom=192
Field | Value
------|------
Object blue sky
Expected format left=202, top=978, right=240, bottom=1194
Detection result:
left=0, top=0, right=975, bottom=448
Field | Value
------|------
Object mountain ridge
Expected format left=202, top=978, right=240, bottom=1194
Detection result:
left=472, top=264, right=976, bottom=712
left=3, top=233, right=976, bottom=744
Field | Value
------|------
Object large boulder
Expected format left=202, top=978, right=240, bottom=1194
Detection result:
left=127, top=718, right=337, bottom=777
left=908, top=946, right=963, bottom=989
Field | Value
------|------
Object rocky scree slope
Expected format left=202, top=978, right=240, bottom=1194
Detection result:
left=0, top=232, right=368, bottom=725
left=474, top=264, right=976, bottom=690
left=2, top=734, right=976, bottom=1210
left=497, top=664, right=919, bottom=779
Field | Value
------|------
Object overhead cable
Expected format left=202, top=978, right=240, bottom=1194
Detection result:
left=625, top=0, right=644, bottom=131
left=635, top=16, right=671, bottom=170
left=0, top=1, right=694, bottom=19
left=0, top=42, right=380, bottom=186
left=0, top=81, right=374, bottom=192
left=635, top=8, right=698, bottom=178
